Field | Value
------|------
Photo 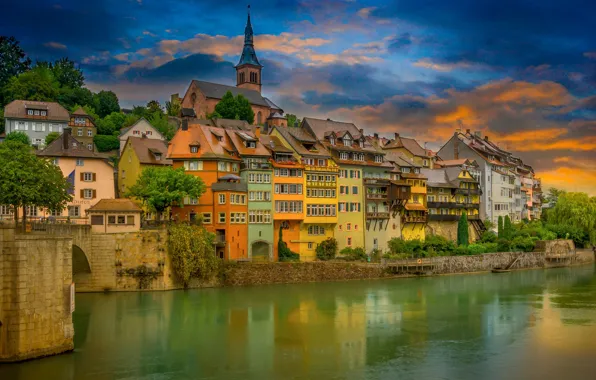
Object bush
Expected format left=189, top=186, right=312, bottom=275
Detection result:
left=278, top=227, right=299, bottom=262
left=481, top=231, right=497, bottom=243
left=423, top=235, right=456, bottom=254
left=369, top=249, right=383, bottom=262
left=545, top=223, right=589, bottom=248
left=467, top=244, right=486, bottom=255
left=511, top=236, right=537, bottom=252
left=454, top=246, right=470, bottom=256
left=482, top=242, right=499, bottom=253
left=93, top=134, right=119, bottom=152
left=497, top=238, right=511, bottom=252
left=338, top=247, right=367, bottom=261
left=5, top=131, right=30, bottom=145
left=316, top=238, right=338, bottom=261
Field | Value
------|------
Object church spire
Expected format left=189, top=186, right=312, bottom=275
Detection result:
left=236, top=4, right=262, bottom=93
left=237, top=4, right=261, bottom=67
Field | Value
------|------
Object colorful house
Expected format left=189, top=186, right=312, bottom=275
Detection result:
left=68, top=107, right=97, bottom=151
left=167, top=120, right=248, bottom=260
left=269, top=125, right=337, bottom=261
left=422, top=167, right=482, bottom=242
left=382, top=132, right=433, bottom=168
left=260, top=134, right=305, bottom=259
left=118, top=136, right=172, bottom=198
left=36, top=127, right=115, bottom=221
left=87, top=199, right=142, bottom=234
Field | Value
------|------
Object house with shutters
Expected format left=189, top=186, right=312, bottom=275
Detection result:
left=68, top=107, right=97, bottom=151
left=37, top=127, right=115, bottom=221
left=3, top=100, right=70, bottom=147
left=87, top=199, right=142, bottom=233
left=118, top=118, right=165, bottom=154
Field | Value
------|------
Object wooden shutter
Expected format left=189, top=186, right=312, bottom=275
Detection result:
left=80, top=189, right=84, bottom=198
left=80, top=172, right=84, bottom=181
left=92, top=190, right=97, bottom=199
left=92, top=173, right=96, bottom=182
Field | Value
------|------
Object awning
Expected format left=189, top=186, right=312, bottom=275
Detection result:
left=405, top=203, right=428, bottom=211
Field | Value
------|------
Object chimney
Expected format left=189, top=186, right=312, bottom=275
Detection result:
left=359, top=128, right=364, bottom=135
left=466, top=129, right=471, bottom=134
left=374, top=133, right=379, bottom=139
left=255, top=126, right=261, bottom=138
left=181, top=119, right=188, bottom=131
left=394, top=133, right=399, bottom=139
left=484, top=136, right=489, bottom=142
left=142, top=133, right=147, bottom=139
left=63, top=127, right=72, bottom=150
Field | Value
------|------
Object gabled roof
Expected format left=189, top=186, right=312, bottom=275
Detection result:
left=191, top=80, right=270, bottom=107
left=259, top=135, right=293, bottom=153
left=119, top=118, right=164, bottom=139
left=87, top=199, right=142, bottom=213
left=225, top=129, right=270, bottom=157
left=302, top=117, right=359, bottom=141
left=37, top=130, right=108, bottom=159
left=71, top=107, right=91, bottom=117
left=273, top=126, right=331, bottom=158
left=383, top=134, right=428, bottom=157
left=4, top=100, right=70, bottom=121
left=124, top=136, right=172, bottom=166
left=263, top=97, right=283, bottom=112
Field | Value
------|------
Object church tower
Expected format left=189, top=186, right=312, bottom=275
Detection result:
left=236, top=5, right=263, bottom=93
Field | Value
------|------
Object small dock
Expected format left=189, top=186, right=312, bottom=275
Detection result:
left=385, top=258, right=436, bottom=275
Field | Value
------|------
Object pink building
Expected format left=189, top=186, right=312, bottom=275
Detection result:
left=36, top=127, right=115, bottom=221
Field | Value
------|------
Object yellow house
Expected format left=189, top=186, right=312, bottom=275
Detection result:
left=118, top=136, right=172, bottom=198
left=269, top=125, right=338, bottom=261
left=382, top=132, right=433, bottom=168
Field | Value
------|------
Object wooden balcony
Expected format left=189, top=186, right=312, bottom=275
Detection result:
left=304, top=165, right=339, bottom=173
left=364, top=178, right=390, bottom=185
left=366, top=212, right=390, bottom=219
left=366, top=193, right=388, bottom=200
left=455, top=188, right=480, bottom=195
left=428, top=214, right=459, bottom=221
left=402, top=216, right=427, bottom=223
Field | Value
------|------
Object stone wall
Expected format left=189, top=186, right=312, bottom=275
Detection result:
left=426, top=221, right=480, bottom=243
left=429, top=251, right=545, bottom=274
left=0, top=226, right=74, bottom=363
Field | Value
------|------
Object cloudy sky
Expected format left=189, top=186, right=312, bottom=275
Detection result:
left=2, top=0, right=595, bottom=194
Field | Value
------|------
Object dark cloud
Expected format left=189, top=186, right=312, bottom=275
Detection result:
left=122, top=54, right=234, bottom=83
left=387, top=33, right=413, bottom=52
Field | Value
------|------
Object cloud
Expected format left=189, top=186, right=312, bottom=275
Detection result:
left=43, top=41, right=67, bottom=50
left=585, top=52, right=596, bottom=60
left=413, top=58, right=474, bottom=72
left=357, top=7, right=377, bottom=19
left=142, top=30, right=157, bottom=37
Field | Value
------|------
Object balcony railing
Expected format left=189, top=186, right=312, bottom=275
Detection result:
left=427, top=201, right=452, bottom=208
left=364, top=178, right=390, bottom=185
left=402, top=216, right=427, bottom=223
left=366, top=212, right=390, bottom=219
left=241, top=162, right=271, bottom=170
left=366, top=193, right=388, bottom=200
left=304, top=165, right=339, bottom=172
left=455, top=188, right=480, bottom=195
left=428, top=214, right=459, bottom=221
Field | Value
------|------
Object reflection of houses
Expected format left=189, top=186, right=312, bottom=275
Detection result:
left=36, top=127, right=115, bottom=221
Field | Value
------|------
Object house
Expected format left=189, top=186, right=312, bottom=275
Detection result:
left=118, top=136, right=172, bottom=197
left=87, top=199, right=142, bottom=233
left=36, top=127, right=115, bottom=220
left=382, top=132, right=433, bottom=168
left=177, top=9, right=286, bottom=127
left=68, top=107, right=97, bottom=151
left=167, top=120, right=248, bottom=260
left=118, top=118, right=165, bottom=154
left=269, top=125, right=337, bottom=261
left=3, top=100, right=70, bottom=148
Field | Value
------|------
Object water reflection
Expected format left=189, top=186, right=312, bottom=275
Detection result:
left=1, top=266, right=595, bottom=380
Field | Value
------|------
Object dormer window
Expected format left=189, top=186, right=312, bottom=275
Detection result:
left=41, top=110, right=47, bottom=116
left=330, top=137, right=335, bottom=145
left=339, top=152, right=349, bottom=160
left=27, top=110, right=33, bottom=116
left=246, top=141, right=256, bottom=148
left=414, top=168, right=420, bottom=174
left=154, top=153, right=162, bottom=161
left=344, top=137, right=352, bottom=146
left=374, top=155, right=383, bottom=163
left=359, top=139, right=364, bottom=148
left=75, top=117, right=86, bottom=125
left=190, top=146, right=198, bottom=153
left=401, top=167, right=410, bottom=173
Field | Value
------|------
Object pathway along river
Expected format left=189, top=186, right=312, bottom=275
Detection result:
left=2, top=265, right=596, bottom=380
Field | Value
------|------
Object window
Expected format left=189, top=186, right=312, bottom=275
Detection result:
left=232, top=163, right=238, bottom=172
left=230, top=212, right=247, bottom=224
left=87, top=129, right=93, bottom=137
left=202, top=213, right=212, bottom=224
left=83, top=189, right=93, bottom=199
left=77, top=128, right=83, bottom=136
left=306, top=204, right=337, bottom=216
left=108, top=215, right=116, bottom=224
left=87, top=144, right=93, bottom=151
left=218, top=162, right=230, bottom=171
left=330, top=137, right=335, bottom=145
left=68, top=206, right=80, bottom=217
left=339, top=152, right=349, bottom=160
left=127, top=216, right=135, bottom=225
left=133, top=130, right=140, bottom=135
left=352, top=186, right=358, bottom=195
left=75, top=117, right=86, bottom=125
left=35, top=138, right=43, bottom=145
left=423, top=159, right=429, bottom=166
left=185, top=160, right=203, bottom=171
left=27, top=109, right=33, bottom=115
left=308, top=225, right=326, bottom=235
left=308, top=242, right=314, bottom=250
left=117, top=216, right=125, bottom=224
left=218, top=194, right=226, bottom=204
left=76, top=159, right=84, bottom=166
left=275, top=201, right=303, bottom=213
left=230, top=194, right=246, bottom=204
left=83, top=172, right=93, bottom=182
left=375, top=155, right=383, bottom=163
left=190, top=146, right=198, bottom=153
left=218, top=213, right=226, bottom=223
left=346, top=223, right=352, bottom=231
left=248, top=173, right=271, bottom=183
left=347, top=237, right=352, bottom=247
left=317, top=159, right=326, bottom=166
left=249, top=191, right=271, bottom=201
left=354, top=224, right=359, bottom=231
left=0, top=205, right=12, bottom=215
left=344, top=137, right=352, bottom=146
left=248, top=210, right=272, bottom=224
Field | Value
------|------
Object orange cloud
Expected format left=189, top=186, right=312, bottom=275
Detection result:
left=413, top=58, right=474, bottom=72
left=538, top=167, right=596, bottom=195
left=44, top=41, right=67, bottom=50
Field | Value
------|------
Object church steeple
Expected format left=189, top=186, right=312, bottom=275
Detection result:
left=236, top=4, right=262, bottom=93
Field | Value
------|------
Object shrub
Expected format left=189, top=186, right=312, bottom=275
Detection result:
left=369, top=249, right=383, bottom=262
left=278, top=227, right=299, bottom=262
left=423, top=235, right=456, bottom=255
left=339, top=247, right=367, bottom=261
left=454, top=246, right=470, bottom=256
left=467, top=244, right=486, bottom=255
left=504, top=215, right=513, bottom=240
left=316, top=238, right=338, bottom=261
left=545, top=223, right=589, bottom=248
left=457, top=212, right=469, bottom=246
left=511, top=236, right=537, bottom=252
left=482, top=242, right=499, bottom=253
left=93, top=134, right=119, bottom=152
left=481, top=231, right=497, bottom=243
left=388, top=238, right=426, bottom=257
left=497, top=238, right=511, bottom=252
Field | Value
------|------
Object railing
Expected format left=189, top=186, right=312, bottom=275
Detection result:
left=364, top=178, right=390, bottom=185
left=455, top=188, right=480, bottom=195
left=306, top=181, right=336, bottom=188
left=427, top=201, right=452, bottom=208
left=304, top=165, right=339, bottom=172
left=241, top=162, right=271, bottom=170
left=403, top=216, right=427, bottom=223
left=366, top=212, right=390, bottom=219
left=366, top=193, right=388, bottom=200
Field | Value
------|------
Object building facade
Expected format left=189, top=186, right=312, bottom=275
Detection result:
left=68, top=107, right=97, bottom=150
left=118, top=118, right=165, bottom=154
left=3, top=100, right=70, bottom=147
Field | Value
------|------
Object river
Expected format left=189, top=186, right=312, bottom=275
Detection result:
left=1, top=265, right=596, bottom=380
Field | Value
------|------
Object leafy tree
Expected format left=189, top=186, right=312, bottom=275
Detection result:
left=59, top=87, right=94, bottom=110
left=146, top=100, right=163, bottom=115
left=483, top=219, right=496, bottom=231
left=315, top=237, right=338, bottom=261
left=148, top=112, right=176, bottom=140
left=122, top=114, right=141, bottom=130
left=96, top=111, right=126, bottom=135
left=93, top=135, right=120, bottom=152
left=5, top=131, right=30, bottom=145
left=504, top=215, right=512, bottom=240
left=547, top=192, right=596, bottom=246
left=235, top=94, right=254, bottom=124
left=214, top=91, right=238, bottom=120
left=45, top=132, right=60, bottom=146
left=498, top=216, right=504, bottom=238
left=339, top=247, right=367, bottom=261
left=165, top=97, right=181, bottom=116
left=2, top=66, right=58, bottom=104
left=0, top=36, right=31, bottom=104
left=0, top=140, right=72, bottom=228
left=457, top=212, right=469, bottom=246
left=286, top=114, right=301, bottom=127
left=93, top=90, right=120, bottom=118
left=126, top=167, right=206, bottom=220
left=545, top=187, right=565, bottom=207
left=0, top=108, right=4, bottom=134
left=168, top=223, right=219, bottom=287
left=51, top=57, right=84, bottom=89
left=132, top=105, right=149, bottom=118
left=278, top=226, right=299, bottom=261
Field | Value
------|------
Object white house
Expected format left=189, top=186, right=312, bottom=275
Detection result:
left=118, top=118, right=165, bottom=154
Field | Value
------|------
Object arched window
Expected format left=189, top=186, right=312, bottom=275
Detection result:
left=257, top=111, right=262, bottom=125
left=239, top=72, right=245, bottom=83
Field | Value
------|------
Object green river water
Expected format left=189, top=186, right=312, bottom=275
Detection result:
left=1, top=265, right=596, bottom=380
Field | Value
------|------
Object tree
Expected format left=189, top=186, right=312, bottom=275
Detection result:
left=2, top=66, right=58, bottom=104
left=146, top=100, right=163, bottom=115
left=165, top=97, right=181, bottom=116
left=93, top=90, right=120, bottom=118
left=148, top=112, right=176, bottom=140
left=278, top=226, right=299, bottom=261
left=286, top=114, right=301, bottom=127
left=504, top=215, right=512, bottom=240
left=214, top=91, right=238, bottom=120
left=0, top=140, right=72, bottom=228
left=0, top=108, right=5, bottom=134
left=235, top=94, right=254, bottom=124
left=58, top=87, right=94, bottom=110
left=168, top=223, right=219, bottom=287
left=497, top=216, right=504, bottom=239
left=51, top=57, right=84, bottom=89
left=126, top=167, right=206, bottom=220
left=93, top=135, right=120, bottom=152
left=0, top=36, right=31, bottom=104
left=132, top=105, right=149, bottom=118
left=45, top=132, right=60, bottom=146
left=96, top=111, right=126, bottom=135
left=5, top=131, right=30, bottom=145
left=316, top=237, right=338, bottom=261
left=547, top=192, right=596, bottom=246
left=457, top=212, right=469, bottom=246
left=545, top=187, right=565, bottom=207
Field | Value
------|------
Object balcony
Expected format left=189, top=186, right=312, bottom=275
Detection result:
left=428, top=214, right=459, bottom=221
left=364, top=178, right=390, bottom=185
left=455, top=188, right=480, bottom=195
left=304, top=165, right=339, bottom=173
left=366, top=211, right=390, bottom=219
left=306, top=181, right=336, bottom=188
left=402, top=215, right=427, bottom=223
left=241, top=162, right=271, bottom=170
left=366, top=192, right=388, bottom=200
left=427, top=201, right=453, bottom=208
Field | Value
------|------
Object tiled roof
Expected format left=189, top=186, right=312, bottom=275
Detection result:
left=383, top=135, right=428, bottom=157
left=71, top=107, right=90, bottom=117
left=4, top=100, right=70, bottom=121
left=225, top=129, right=270, bottom=157
left=302, top=117, right=360, bottom=141
left=259, top=135, right=294, bottom=153
left=87, top=199, right=142, bottom=212
left=37, top=130, right=107, bottom=159
left=421, top=168, right=455, bottom=188
left=191, top=80, right=270, bottom=107
left=126, top=136, right=172, bottom=165
left=119, top=118, right=163, bottom=138
left=273, top=126, right=331, bottom=158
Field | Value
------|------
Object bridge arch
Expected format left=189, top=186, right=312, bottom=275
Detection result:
left=72, top=244, right=91, bottom=275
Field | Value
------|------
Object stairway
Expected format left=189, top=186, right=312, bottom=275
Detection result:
left=471, top=220, right=486, bottom=239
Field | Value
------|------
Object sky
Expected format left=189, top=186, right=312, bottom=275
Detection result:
left=2, top=0, right=595, bottom=194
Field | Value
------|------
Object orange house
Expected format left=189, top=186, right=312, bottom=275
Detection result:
left=167, top=120, right=248, bottom=260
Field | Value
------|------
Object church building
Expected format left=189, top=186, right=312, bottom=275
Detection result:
left=178, top=7, right=287, bottom=127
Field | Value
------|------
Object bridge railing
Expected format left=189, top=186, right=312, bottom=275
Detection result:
left=27, top=222, right=91, bottom=235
